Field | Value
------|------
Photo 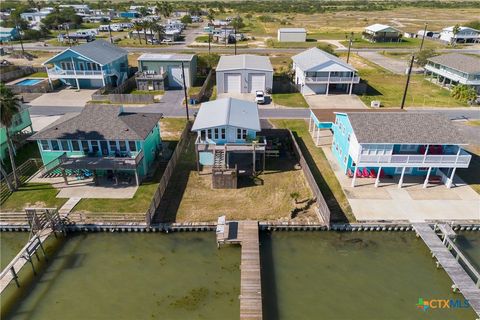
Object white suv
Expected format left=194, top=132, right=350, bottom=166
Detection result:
left=255, top=90, right=265, bottom=104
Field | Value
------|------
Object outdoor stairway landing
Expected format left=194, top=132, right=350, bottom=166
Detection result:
left=213, top=149, right=226, bottom=169
left=412, top=223, right=480, bottom=316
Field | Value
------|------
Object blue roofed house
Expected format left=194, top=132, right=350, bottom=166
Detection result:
left=42, top=40, right=129, bottom=90
left=192, top=98, right=266, bottom=174
left=29, top=104, right=162, bottom=186
left=0, top=27, right=20, bottom=42
left=309, top=111, right=472, bottom=189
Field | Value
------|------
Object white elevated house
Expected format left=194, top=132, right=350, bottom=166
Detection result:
left=292, top=47, right=360, bottom=96
left=424, top=53, right=480, bottom=94
left=362, top=24, right=402, bottom=42
left=439, top=26, right=480, bottom=44
left=277, top=28, right=307, bottom=42
left=216, top=55, right=273, bottom=94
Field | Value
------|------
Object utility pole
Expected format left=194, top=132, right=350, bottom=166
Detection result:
left=419, top=22, right=428, bottom=51
left=15, top=23, right=25, bottom=55
left=181, top=62, right=190, bottom=121
left=224, top=24, right=227, bottom=47
left=108, top=21, right=113, bottom=44
left=346, top=32, right=353, bottom=63
left=401, top=54, right=415, bottom=110
left=234, top=28, right=237, bottom=55
left=208, top=32, right=211, bottom=55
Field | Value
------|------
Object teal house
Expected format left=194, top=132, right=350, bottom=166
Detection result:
left=0, top=27, right=20, bottom=42
left=192, top=98, right=265, bottom=173
left=42, top=40, right=129, bottom=89
left=309, top=111, right=472, bottom=189
left=29, top=105, right=162, bottom=185
left=0, top=107, right=33, bottom=162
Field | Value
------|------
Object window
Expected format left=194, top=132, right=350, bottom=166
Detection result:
left=347, top=134, right=351, bottom=142
left=207, top=130, right=212, bottom=139
left=400, top=144, right=417, bottom=152
left=109, top=141, right=117, bottom=152
left=200, top=131, right=206, bottom=141
left=91, top=141, right=99, bottom=153
left=221, top=128, right=226, bottom=139
left=51, top=140, right=60, bottom=151
left=119, top=141, right=127, bottom=152
left=60, top=140, right=70, bottom=151
left=41, top=140, right=50, bottom=151
left=237, top=129, right=246, bottom=140
left=214, top=128, right=219, bottom=139
left=71, top=140, right=80, bottom=151
left=129, top=141, right=137, bottom=152
left=81, top=141, right=89, bottom=152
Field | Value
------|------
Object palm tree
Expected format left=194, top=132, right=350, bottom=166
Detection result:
left=142, top=20, right=152, bottom=44
left=133, top=21, right=143, bottom=44
left=156, top=1, right=173, bottom=19
left=0, top=84, right=21, bottom=190
left=451, top=24, right=461, bottom=46
left=150, top=19, right=165, bottom=43
left=207, top=8, right=215, bottom=24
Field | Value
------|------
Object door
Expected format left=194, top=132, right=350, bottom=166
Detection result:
left=168, top=66, right=183, bottom=88
left=248, top=73, right=266, bottom=93
left=224, top=73, right=241, bottom=93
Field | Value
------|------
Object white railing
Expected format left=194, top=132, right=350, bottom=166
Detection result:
left=424, top=65, right=480, bottom=85
left=47, top=68, right=105, bottom=77
left=305, top=76, right=360, bottom=83
left=358, top=152, right=472, bottom=167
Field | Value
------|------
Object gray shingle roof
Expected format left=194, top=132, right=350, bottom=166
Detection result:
left=44, top=39, right=127, bottom=66
left=192, top=98, right=260, bottom=131
left=292, top=47, right=356, bottom=72
left=346, top=112, right=467, bottom=145
left=427, top=53, right=480, bottom=74
left=30, top=105, right=161, bottom=141
left=216, top=54, right=273, bottom=72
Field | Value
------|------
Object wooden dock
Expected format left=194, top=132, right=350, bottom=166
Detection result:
left=217, top=219, right=262, bottom=319
left=0, top=228, right=52, bottom=294
left=412, top=223, right=480, bottom=316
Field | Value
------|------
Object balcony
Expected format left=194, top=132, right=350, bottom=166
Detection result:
left=195, top=136, right=267, bottom=152
left=357, top=150, right=471, bottom=168
left=57, top=150, right=144, bottom=171
left=424, top=65, right=480, bottom=85
left=46, top=68, right=107, bottom=79
left=304, top=76, right=360, bottom=84
left=135, top=70, right=166, bottom=80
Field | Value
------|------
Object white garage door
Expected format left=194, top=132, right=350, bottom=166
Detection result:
left=224, top=73, right=241, bottom=93
left=248, top=73, right=266, bottom=93
left=304, top=84, right=327, bottom=95
left=168, top=66, right=183, bottom=88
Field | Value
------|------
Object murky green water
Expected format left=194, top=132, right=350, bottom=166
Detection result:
left=1, top=233, right=240, bottom=320
left=1, top=232, right=29, bottom=270
left=456, top=231, right=480, bottom=271
left=260, top=232, right=477, bottom=320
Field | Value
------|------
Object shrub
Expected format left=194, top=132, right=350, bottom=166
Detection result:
left=450, top=84, right=477, bottom=103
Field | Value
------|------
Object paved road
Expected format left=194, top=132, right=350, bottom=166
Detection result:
left=357, top=51, right=423, bottom=74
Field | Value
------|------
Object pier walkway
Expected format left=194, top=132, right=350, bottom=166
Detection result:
left=412, top=223, right=480, bottom=316
left=217, top=218, right=262, bottom=319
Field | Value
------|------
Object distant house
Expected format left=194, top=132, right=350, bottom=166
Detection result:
left=192, top=97, right=265, bottom=172
left=42, top=40, right=129, bottom=89
left=216, top=55, right=273, bottom=93
left=136, top=53, right=197, bottom=90
left=424, top=53, right=480, bottom=94
left=309, top=111, right=471, bottom=188
left=417, top=30, right=439, bottom=39
left=362, top=24, right=402, bottom=43
left=292, top=47, right=360, bottom=95
left=59, top=4, right=91, bottom=16
left=0, top=27, right=19, bottom=42
left=277, top=28, right=307, bottom=42
left=439, top=26, right=480, bottom=44
left=0, top=107, right=33, bottom=162
left=29, top=104, right=162, bottom=185
left=20, top=9, right=53, bottom=27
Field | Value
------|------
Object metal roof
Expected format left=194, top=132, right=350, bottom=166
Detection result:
left=292, top=47, right=356, bottom=72
left=344, top=112, right=467, bottom=145
left=364, top=24, right=400, bottom=33
left=216, top=54, right=273, bottom=72
left=43, top=40, right=127, bottom=66
left=442, top=26, right=479, bottom=33
left=137, top=53, right=195, bottom=62
left=428, top=53, right=480, bottom=74
left=30, top=104, right=161, bottom=141
left=192, top=98, right=261, bottom=131
left=278, top=28, right=306, bottom=33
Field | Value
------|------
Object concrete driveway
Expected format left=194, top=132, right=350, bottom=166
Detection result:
left=357, top=52, right=422, bottom=74
left=305, top=94, right=367, bottom=109
left=217, top=92, right=274, bottom=107
left=28, top=88, right=97, bottom=107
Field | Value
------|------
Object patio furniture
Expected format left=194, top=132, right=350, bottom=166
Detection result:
left=428, top=175, right=442, bottom=184
left=369, top=168, right=377, bottom=178
left=362, top=168, right=369, bottom=177
left=356, top=168, right=363, bottom=178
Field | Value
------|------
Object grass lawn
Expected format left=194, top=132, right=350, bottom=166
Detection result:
left=351, top=54, right=466, bottom=108
left=157, top=133, right=316, bottom=223
left=1, top=183, right=67, bottom=212
left=341, top=37, right=444, bottom=49
left=129, top=89, right=164, bottom=95
left=466, top=120, right=480, bottom=127
left=272, top=93, right=309, bottom=108
left=188, top=86, right=202, bottom=97
left=195, top=35, right=209, bottom=43
left=267, top=39, right=320, bottom=48
left=457, top=145, right=480, bottom=194
left=270, top=119, right=354, bottom=223
left=308, top=32, right=350, bottom=40
left=28, top=71, right=48, bottom=78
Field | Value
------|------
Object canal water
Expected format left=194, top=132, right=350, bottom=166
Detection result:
left=1, top=232, right=28, bottom=270
left=456, top=231, right=480, bottom=271
left=1, top=231, right=478, bottom=319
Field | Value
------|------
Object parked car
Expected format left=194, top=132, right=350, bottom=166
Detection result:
left=161, top=39, right=173, bottom=44
left=147, top=38, right=159, bottom=44
left=255, top=90, right=265, bottom=104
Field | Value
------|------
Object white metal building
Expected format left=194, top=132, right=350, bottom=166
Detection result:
left=216, top=55, right=273, bottom=94
left=277, top=28, right=307, bottom=42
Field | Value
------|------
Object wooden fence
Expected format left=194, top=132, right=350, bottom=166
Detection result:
left=191, top=69, right=215, bottom=103
left=145, top=122, right=192, bottom=226
left=91, top=74, right=157, bottom=104
left=0, top=66, right=44, bottom=83
left=288, top=130, right=331, bottom=226
left=1, top=159, right=42, bottom=205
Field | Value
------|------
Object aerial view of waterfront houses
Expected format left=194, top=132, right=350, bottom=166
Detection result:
left=0, top=1, right=480, bottom=319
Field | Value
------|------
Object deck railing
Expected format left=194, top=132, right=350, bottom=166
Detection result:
left=358, top=151, right=472, bottom=167
left=46, top=68, right=106, bottom=77
left=304, top=76, right=360, bottom=83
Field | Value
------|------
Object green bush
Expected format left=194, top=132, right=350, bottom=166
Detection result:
left=450, top=84, right=477, bottom=103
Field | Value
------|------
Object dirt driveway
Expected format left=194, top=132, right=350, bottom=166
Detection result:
left=305, top=94, right=367, bottom=109
left=28, top=88, right=96, bottom=107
